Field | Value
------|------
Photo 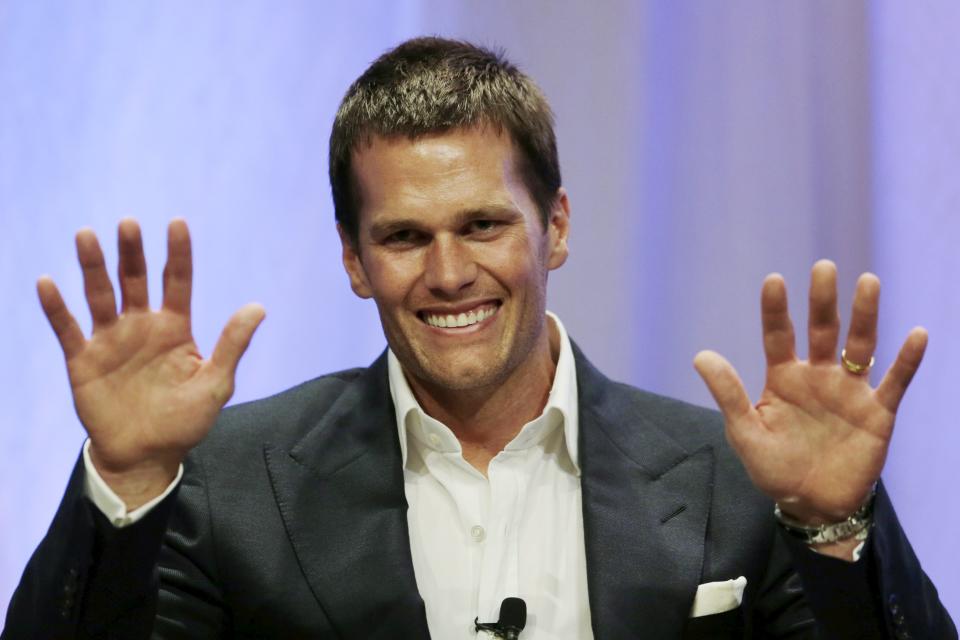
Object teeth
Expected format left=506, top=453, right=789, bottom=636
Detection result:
left=424, top=305, right=497, bottom=329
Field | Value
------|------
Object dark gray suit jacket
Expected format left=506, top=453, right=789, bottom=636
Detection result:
left=4, top=346, right=956, bottom=638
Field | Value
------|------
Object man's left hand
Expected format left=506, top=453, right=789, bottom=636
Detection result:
left=694, top=260, right=927, bottom=534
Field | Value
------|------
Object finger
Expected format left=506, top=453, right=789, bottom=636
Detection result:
left=37, top=276, right=86, bottom=359
left=761, top=274, right=796, bottom=366
left=693, top=350, right=754, bottom=425
left=76, top=229, right=118, bottom=329
left=162, top=219, right=193, bottom=315
left=875, top=327, right=928, bottom=413
left=842, top=273, right=880, bottom=371
left=210, top=303, right=266, bottom=380
left=807, top=259, right=840, bottom=364
left=117, top=218, right=149, bottom=312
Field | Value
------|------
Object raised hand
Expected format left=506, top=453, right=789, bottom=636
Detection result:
left=38, top=219, right=265, bottom=508
left=693, top=260, right=927, bottom=531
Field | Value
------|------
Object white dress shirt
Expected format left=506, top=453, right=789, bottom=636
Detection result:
left=390, top=312, right=592, bottom=638
left=84, top=312, right=593, bottom=638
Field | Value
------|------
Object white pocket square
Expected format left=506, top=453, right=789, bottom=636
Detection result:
left=689, top=576, right=747, bottom=618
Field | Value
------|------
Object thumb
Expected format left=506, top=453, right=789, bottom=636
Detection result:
left=210, top=303, right=266, bottom=379
left=693, top=350, right=753, bottom=425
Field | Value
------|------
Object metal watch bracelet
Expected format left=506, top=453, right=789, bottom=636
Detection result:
left=774, top=484, right=877, bottom=545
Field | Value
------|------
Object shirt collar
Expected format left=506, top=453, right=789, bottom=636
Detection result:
left=388, top=311, right=580, bottom=474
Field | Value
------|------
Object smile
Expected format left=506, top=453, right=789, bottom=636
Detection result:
left=420, top=303, right=500, bottom=329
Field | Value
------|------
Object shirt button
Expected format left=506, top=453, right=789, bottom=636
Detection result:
left=470, top=525, right=486, bottom=542
left=428, top=433, right=441, bottom=447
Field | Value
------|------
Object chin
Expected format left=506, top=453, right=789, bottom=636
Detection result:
left=408, top=352, right=512, bottom=393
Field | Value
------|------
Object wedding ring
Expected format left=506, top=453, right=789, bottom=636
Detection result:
left=841, top=349, right=874, bottom=375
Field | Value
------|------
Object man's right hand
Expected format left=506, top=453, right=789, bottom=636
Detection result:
left=37, top=218, right=265, bottom=510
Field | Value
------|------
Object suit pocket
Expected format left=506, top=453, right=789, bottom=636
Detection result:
left=682, top=607, right=745, bottom=638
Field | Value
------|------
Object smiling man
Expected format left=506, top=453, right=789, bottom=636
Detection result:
left=4, top=37, right=956, bottom=639
left=341, top=128, right=570, bottom=472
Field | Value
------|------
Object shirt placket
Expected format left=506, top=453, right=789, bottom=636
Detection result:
left=476, top=448, right=532, bottom=626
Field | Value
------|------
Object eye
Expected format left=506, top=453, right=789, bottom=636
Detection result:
left=467, top=219, right=501, bottom=235
left=383, top=229, right=424, bottom=245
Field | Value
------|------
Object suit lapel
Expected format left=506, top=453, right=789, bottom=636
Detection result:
left=575, top=349, right=715, bottom=638
left=264, top=354, right=431, bottom=639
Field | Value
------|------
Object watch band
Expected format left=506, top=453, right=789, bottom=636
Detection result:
left=774, top=485, right=876, bottom=545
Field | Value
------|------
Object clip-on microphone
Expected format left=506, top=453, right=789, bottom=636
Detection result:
left=475, top=597, right=527, bottom=639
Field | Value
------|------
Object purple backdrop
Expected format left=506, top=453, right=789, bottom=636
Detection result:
left=1, top=0, right=957, bottom=623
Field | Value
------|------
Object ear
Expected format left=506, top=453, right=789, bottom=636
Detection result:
left=337, top=224, right=374, bottom=299
left=546, top=187, right=570, bottom=270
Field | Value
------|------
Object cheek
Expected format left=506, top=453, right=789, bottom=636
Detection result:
left=366, top=255, right=423, bottom=304
left=485, top=240, right=547, bottom=287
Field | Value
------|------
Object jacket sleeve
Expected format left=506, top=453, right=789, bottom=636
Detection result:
left=2, top=452, right=226, bottom=639
left=779, top=482, right=957, bottom=640
left=3, top=452, right=172, bottom=638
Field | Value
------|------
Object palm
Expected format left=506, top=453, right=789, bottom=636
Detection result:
left=39, top=219, right=264, bottom=475
left=69, top=310, right=217, bottom=469
left=695, top=261, right=926, bottom=523
left=739, top=361, right=892, bottom=518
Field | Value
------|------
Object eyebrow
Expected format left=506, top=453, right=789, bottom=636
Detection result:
left=368, top=206, right=523, bottom=239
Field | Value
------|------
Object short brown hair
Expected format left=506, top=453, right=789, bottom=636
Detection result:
left=329, top=37, right=561, bottom=245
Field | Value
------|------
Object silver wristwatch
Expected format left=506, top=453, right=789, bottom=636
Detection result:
left=774, top=485, right=876, bottom=545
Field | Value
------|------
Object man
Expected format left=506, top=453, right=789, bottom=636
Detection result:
left=4, top=37, right=955, bottom=638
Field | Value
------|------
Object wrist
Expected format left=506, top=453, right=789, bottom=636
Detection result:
left=775, top=484, right=876, bottom=546
left=88, top=443, right=181, bottom=510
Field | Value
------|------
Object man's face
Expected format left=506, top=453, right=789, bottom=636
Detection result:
left=340, top=126, right=569, bottom=394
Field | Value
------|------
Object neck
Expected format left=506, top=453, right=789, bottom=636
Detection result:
left=406, top=316, right=562, bottom=474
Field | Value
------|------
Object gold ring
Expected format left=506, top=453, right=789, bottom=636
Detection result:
left=841, top=349, right=875, bottom=375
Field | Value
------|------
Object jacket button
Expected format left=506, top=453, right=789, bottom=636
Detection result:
left=888, top=593, right=901, bottom=616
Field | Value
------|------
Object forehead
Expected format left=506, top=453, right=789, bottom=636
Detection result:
left=350, top=127, right=534, bottom=228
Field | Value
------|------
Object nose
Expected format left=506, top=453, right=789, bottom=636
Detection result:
left=423, top=235, right=477, bottom=296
